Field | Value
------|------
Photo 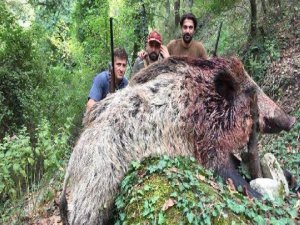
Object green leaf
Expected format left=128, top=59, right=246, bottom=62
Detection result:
left=186, top=212, right=194, bottom=223
left=131, top=161, right=141, bottom=169
left=27, top=157, right=34, bottom=165
left=170, top=192, right=178, bottom=197
left=158, top=212, right=165, bottom=224
left=13, top=163, right=20, bottom=172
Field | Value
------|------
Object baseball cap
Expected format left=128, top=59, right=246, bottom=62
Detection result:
left=147, top=31, right=162, bottom=44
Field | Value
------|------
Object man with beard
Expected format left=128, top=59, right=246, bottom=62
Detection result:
left=132, top=30, right=170, bottom=75
left=167, top=13, right=208, bottom=59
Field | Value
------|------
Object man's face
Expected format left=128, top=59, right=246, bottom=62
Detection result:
left=146, top=41, right=161, bottom=61
left=114, top=57, right=127, bottom=80
left=181, top=19, right=195, bottom=44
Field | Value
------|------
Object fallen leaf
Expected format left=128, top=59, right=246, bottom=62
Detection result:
left=243, top=186, right=254, bottom=201
left=161, top=198, right=176, bottom=211
left=226, top=178, right=236, bottom=193
left=196, top=174, right=205, bottom=181
left=168, top=167, right=179, bottom=173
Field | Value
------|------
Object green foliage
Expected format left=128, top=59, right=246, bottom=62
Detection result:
left=29, top=0, right=74, bottom=31
left=0, top=2, right=46, bottom=138
left=196, top=1, right=249, bottom=57
left=72, top=0, right=110, bottom=71
left=0, top=118, right=72, bottom=201
left=243, top=38, right=281, bottom=83
left=112, top=0, right=158, bottom=74
left=197, top=0, right=242, bottom=14
left=114, top=156, right=297, bottom=224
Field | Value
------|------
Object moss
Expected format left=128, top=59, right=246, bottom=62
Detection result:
left=124, top=175, right=173, bottom=224
left=212, top=212, right=249, bottom=225
left=113, top=156, right=295, bottom=225
left=278, top=181, right=286, bottom=198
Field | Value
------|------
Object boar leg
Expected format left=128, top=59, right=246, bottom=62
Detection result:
left=216, top=157, right=262, bottom=198
left=247, top=92, right=263, bottom=179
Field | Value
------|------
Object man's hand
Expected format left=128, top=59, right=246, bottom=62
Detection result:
left=137, top=50, right=147, bottom=59
left=86, top=99, right=96, bottom=112
left=160, top=45, right=170, bottom=59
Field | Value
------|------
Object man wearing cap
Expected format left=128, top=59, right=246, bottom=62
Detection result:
left=132, top=30, right=170, bottom=75
left=167, top=13, right=208, bottom=59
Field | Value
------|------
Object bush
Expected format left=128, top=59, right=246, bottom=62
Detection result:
left=243, top=38, right=280, bottom=83
left=0, top=118, right=72, bottom=201
left=0, top=3, right=47, bottom=138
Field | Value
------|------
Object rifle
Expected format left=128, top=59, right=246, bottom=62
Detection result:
left=213, top=21, right=223, bottom=57
left=109, top=17, right=116, bottom=93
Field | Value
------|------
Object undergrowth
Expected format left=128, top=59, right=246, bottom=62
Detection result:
left=0, top=118, right=73, bottom=224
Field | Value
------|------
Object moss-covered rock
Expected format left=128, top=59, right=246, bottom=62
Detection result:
left=113, top=156, right=296, bottom=225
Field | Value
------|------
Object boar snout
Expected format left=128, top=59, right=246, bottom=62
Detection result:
left=257, top=91, right=296, bottom=133
left=262, top=111, right=296, bottom=133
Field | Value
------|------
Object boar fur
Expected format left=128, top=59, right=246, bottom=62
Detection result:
left=60, top=56, right=295, bottom=225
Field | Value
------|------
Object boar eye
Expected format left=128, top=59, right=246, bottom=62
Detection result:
left=244, top=86, right=256, bottom=97
left=214, top=70, right=238, bottom=101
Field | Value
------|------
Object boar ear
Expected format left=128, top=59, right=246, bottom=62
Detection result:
left=214, top=70, right=239, bottom=100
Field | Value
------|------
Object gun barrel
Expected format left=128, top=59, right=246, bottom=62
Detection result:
left=213, top=21, right=223, bottom=57
left=110, top=17, right=116, bottom=93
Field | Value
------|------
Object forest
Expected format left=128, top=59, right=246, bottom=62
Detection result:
left=0, top=0, right=299, bottom=223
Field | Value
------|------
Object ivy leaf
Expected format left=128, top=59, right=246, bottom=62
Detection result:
left=131, top=161, right=141, bottom=169
left=158, top=212, right=165, bottom=224
left=186, top=212, right=194, bottom=223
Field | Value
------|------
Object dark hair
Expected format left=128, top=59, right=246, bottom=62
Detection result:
left=114, top=47, right=128, bottom=61
left=179, top=13, right=197, bottom=29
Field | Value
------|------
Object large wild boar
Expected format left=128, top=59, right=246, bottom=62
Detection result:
left=59, top=56, right=295, bottom=225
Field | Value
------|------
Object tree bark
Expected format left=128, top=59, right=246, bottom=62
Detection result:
left=130, top=1, right=148, bottom=69
left=164, top=0, right=172, bottom=41
left=184, top=0, right=193, bottom=11
left=165, top=0, right=170, bottom=17
left=174, top=0, right=180, bottom=27
left=249, top=0, right=257, bottom=39
left=261, top=0, right=267, bottom=14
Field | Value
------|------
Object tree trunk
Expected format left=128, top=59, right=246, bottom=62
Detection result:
left=164, top=0, right=171, bottom=40
left=249, top=0, right=257, bottom=39
left=267, top=0, right=282, bottom=15
left=261, top=0, right=267, bottom=14
left=174, top=0, right=180, bottom=27
left=140, top=2, right=148, bottom=44
left=276, top=0, right=282, bottom=12
left=165, top=0, right=170, bottom=17
left=130, top=2, right=148, bottom=69
left=184, top=0, right=193, bottom=12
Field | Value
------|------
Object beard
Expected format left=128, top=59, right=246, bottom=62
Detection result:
left=148, top=52, right=159, bottom=61
left=183, top=33, right=193, bottom=44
